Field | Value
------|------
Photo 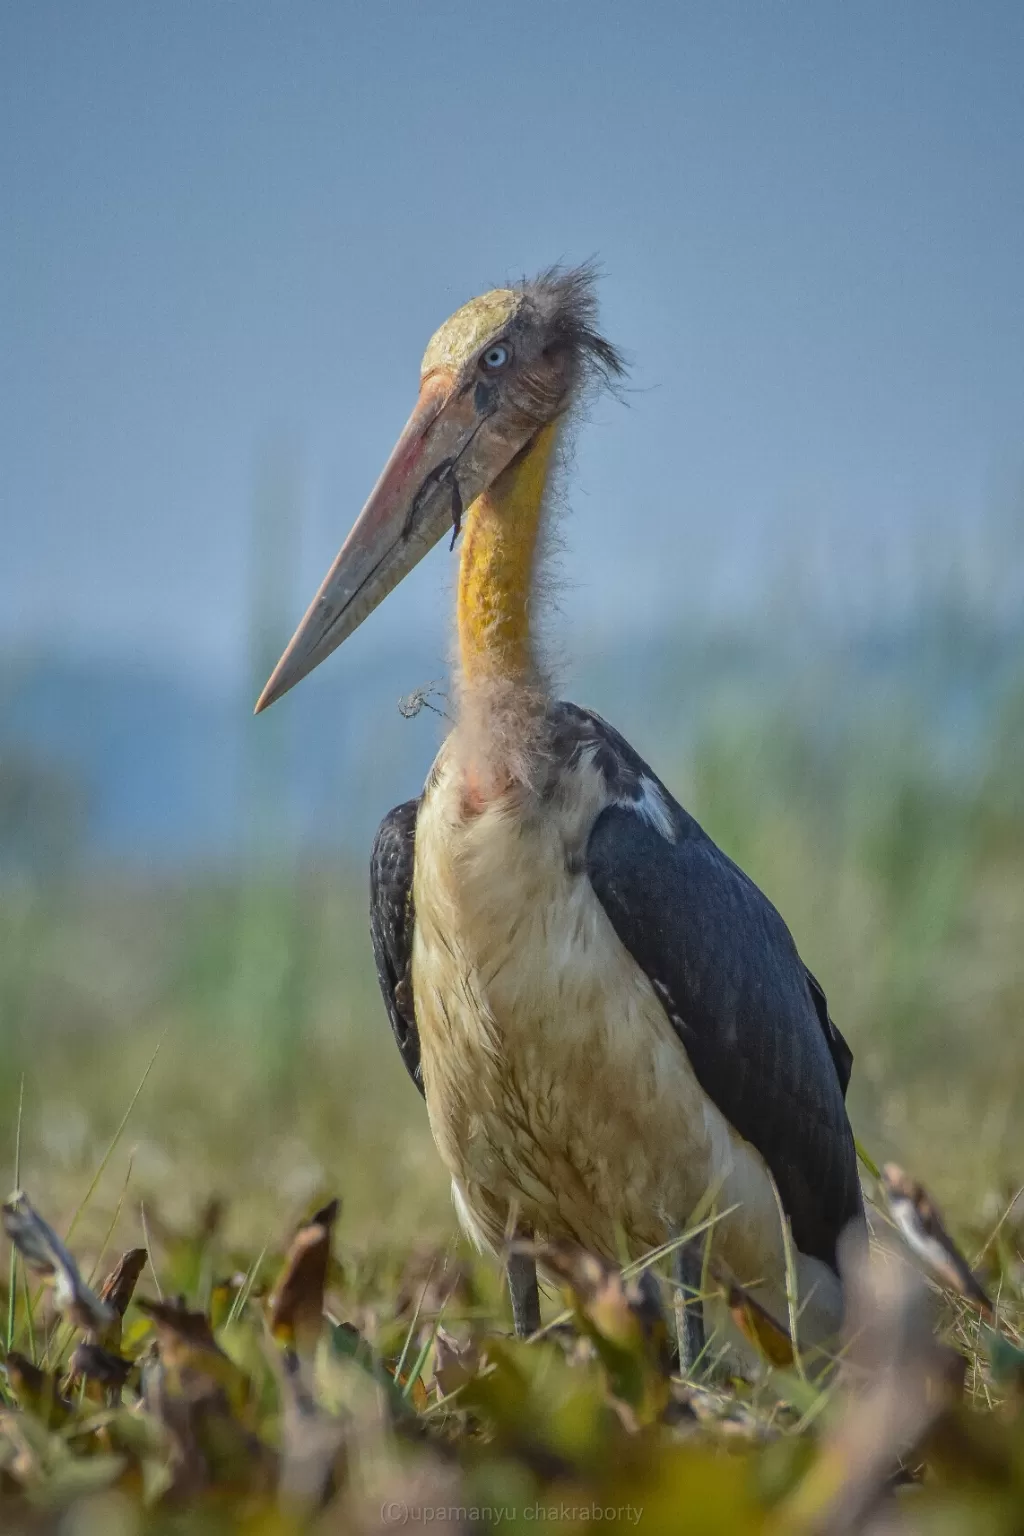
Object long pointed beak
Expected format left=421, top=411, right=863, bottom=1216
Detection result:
left=256, top=364, right=545, bottom=712
left=255, top=374, right=461, bottom=713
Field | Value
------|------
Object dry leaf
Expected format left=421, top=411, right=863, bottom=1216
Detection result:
left=728, top=1282, right=796, bottom=1367
left=396, top=1247, right=473, bottom=1322
left=95, top=1246, right=148, bottom=1351
left=267, top=1197, right=339, bottom=1368
left=98, top=1247, right=148, bottom=1319
left=66, top=1341, right=134, bottom=1394
left=4, top=1350, right=73, bottom=1427
left=532, top=1239, right=672, bottom=1426
left=135, top=1295, right=250, bottom=1412
left=137, top=1299, right=273, bottom=1501
left=774, top=1229, right=963, bottom=1535
left=881, top=1163, right=993, bottom=1316
left=2, top=1190, right=114, bottom=1332
left=136, top=1295, right=232, bottom=1384
left=433, top=1326, right=478, bottom=1398
left=276, top=1348, right=347, bottom=1517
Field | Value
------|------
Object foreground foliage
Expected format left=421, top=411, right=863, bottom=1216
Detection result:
left=0, top=1164, right=1021, bottom=1534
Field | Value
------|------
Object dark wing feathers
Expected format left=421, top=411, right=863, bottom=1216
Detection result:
left=369, top=799, right=424, bottom=1096
left=805, top=966, right=853, bottom=1099
left=568, top=704, right=863, bottom=1271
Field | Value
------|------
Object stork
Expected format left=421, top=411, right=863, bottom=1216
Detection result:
left=256, top=266, right=864, bottom=1361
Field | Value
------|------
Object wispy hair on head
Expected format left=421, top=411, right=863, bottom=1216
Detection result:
left=518, top=261, right=627, bottom=394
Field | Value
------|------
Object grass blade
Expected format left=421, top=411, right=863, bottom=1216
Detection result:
left=226, top=1243, right=267, bottom=1327
left=64, top=1031, right=166, bottom=1245
left=139, top=1200, right=163, bottom=1302
left=5, top=1074, right=25, bottom=1356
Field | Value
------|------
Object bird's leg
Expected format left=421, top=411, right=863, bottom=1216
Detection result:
left=507, top=1247, right=541, bottom=1338
left=673, top=1238, right=706, bottom=1377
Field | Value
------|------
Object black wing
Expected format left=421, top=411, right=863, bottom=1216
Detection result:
left=558, top=704, right=863, bottom=1271
left=369, top=799, right=424, bottom=1097
left=805, top=966, right=853, bottom=1099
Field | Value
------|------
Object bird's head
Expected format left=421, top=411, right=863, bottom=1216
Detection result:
left=255, top=264, right=623, bottom=712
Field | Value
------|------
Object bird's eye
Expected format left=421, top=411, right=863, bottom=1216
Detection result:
left=480, top=343, right=510, bottom=372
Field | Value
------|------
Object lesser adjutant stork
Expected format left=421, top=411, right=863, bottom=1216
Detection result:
left=256, top=266, right=864, bottom=1359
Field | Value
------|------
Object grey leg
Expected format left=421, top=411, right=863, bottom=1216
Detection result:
left=508, top=1250, right=541, bottom=1338
left=674, top=1239, right=706, bottom=1375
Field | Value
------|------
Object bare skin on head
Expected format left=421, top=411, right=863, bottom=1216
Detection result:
left=426, top=273, right=626, bottom=799
left=254, top=266, right=625, bottom=797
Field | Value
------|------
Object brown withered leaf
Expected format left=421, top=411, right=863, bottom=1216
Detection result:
left=136, top=1296, right=225, bottom=1368
left=432, top=1326, right=479, bottom=1398
left=136, top=1294, right=249, bottom=1408
left=93, top=1246, right=147, bottom=1351
left=140, top=1350, right=275, bottom=1503
left=531, top=1239, right=672, bottom=1427
left=137, top=1301, right=274, bottom=1501
left=881, top=1163, right=994, bottom=1316
left=0, top=1407, right=48, bottom=1487
left=727, top=1281, right=795, bottom=1368
left=537, top=1241, right=671, bottom=1362
left=99, top=1246, right=148, bottom=1318
left=536, top=1239, right=609, bottom=1299
left=396, top=1246, right=473, bottom=1322
left=2, top=1190, right=114, bottom=1332
left=65, top=1341, right=134, bottom=1396
left=267, top=1197, right=339, bottom=1365
left=276, top=1347, right=348, bottom=1517
left=4, top=1350, right=74, bottom=1427
left=776, top=1228, right=964, bottom=1535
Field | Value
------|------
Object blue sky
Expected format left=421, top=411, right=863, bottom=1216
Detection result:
left=3, top=1, right=1022, bottom=683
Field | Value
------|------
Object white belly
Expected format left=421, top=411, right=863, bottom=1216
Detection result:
left=411, top=748, right=842, bottom=1344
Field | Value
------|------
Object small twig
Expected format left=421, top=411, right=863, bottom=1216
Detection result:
left=398, top=683, right=452, bottom=723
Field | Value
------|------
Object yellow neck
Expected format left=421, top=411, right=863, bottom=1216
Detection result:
left=457, top=421, right=558, bottom=688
